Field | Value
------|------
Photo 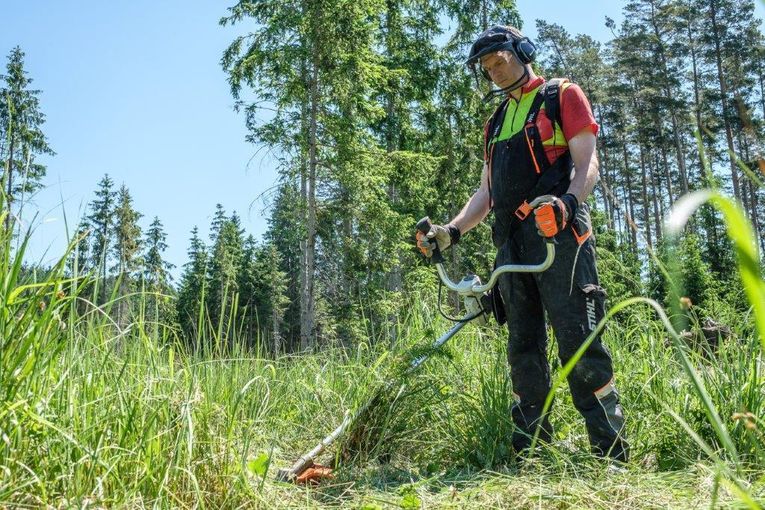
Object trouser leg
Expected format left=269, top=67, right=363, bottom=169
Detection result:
left=530, top=204, right=629, bottom=461
left=497, top=240, right=553, bottom=453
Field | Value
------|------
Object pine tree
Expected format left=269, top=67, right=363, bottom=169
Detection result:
left=86, top=174, right=117, bottom=304
left=0, top=46, right=54, bottom=231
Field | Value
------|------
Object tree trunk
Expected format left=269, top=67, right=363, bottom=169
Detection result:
left=648, top=152, right=662, bottom=244
left=759, top=62, right=765, bottom=121
left=709, top=0, right=741, bottom=199
left=4, top=132, right=14, bottom=232
left=622, top=142, right=638, bottom=251
left=596, top=107, right=614, bottom=228
left=686, top=1, right=705, bottom=192
left=638, top=143, right=652, bottom=248
left=648, top=0, right=689, bottom=195
left=659, top=141, right=674, bottom=207
left=273, top=310, right=281, bottom=356
left=385, top=1, right=403, bottom=297
left=300, top=49, right=319, bottom=351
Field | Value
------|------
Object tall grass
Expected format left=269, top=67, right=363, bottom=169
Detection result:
left=0, top=183, right=763, bottom=507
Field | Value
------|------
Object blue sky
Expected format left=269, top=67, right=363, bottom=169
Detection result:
left=4, top=1, right=763, bottom=277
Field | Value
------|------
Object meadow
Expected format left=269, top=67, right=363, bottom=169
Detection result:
left=1, top=192, right=764, bottom=509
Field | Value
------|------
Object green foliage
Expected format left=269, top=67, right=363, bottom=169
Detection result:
left=0, top=46, right=54, bottom=227
left=85, top=174, right=117, bottom=304
left=1, top=183, right=764, bottom=506
left=207, top=210, right=244, bottom=342
left=176, top=226, right=208, bottom=343
left=142, top=216, right=174, bottom=292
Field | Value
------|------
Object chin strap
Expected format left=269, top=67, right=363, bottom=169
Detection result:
left=482, top=66, right=529, bottom=102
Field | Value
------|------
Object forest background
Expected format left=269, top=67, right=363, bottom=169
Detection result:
left=3, top=0, right=765, bottom=351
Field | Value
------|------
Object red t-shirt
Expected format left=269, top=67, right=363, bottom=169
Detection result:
left=514, top=76, right=599, bottom=165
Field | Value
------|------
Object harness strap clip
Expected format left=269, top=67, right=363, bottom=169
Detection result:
left=514, top=201, right=533, bottom=220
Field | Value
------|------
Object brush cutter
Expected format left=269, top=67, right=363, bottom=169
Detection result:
left=276, top=196, right=557, bottom=484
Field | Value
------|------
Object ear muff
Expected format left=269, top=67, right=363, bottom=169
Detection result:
left=513, top=36, right=537, bottom=65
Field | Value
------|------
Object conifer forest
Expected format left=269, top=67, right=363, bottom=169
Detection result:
left=2, top=0, right=765, bottom=507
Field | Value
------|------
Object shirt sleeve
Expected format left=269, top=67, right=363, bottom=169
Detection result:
left=560, top=83, right=599, bottom=140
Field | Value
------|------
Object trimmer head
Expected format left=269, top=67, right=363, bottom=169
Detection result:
left=277, top=463, right=334, bottom=484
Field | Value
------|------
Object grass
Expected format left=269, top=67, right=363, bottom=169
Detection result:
left=1, top=188, right=764, bottom=508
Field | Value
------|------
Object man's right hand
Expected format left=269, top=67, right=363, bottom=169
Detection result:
left=416, top=223, right=460, bottom=258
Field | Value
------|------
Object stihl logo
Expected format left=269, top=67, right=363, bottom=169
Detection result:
left=586, top=298, right=597, bottom=331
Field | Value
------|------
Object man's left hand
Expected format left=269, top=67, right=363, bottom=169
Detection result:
left=533, top=193, right=578, bottom=238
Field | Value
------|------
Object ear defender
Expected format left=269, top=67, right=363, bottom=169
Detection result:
left=513, top=36, right=537, bottom=65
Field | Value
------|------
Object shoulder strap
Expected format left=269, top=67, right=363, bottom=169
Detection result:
left=483, top=98, right=510, bottom=161
left=524, top=83, right=548, bottom=125
left=543, top=78, right=568, bottom=132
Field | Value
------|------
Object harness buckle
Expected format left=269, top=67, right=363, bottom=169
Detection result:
left=514, top=201, right=533, bottom=220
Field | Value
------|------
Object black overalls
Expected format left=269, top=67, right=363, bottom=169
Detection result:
left=486, top=81, right=628, bottom=462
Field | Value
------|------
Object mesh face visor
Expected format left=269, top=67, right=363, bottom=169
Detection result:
left=465, top=41, right=516, bottom=82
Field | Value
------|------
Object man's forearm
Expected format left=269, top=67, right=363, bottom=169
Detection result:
left=450, top=188, right=491, bottom=235
left=566, top=132, right=599, bottom=203
left=566, top=154, right=598, bottom=203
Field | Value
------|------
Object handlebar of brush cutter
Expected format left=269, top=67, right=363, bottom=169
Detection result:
left=416, top=195, right=557, bottom=296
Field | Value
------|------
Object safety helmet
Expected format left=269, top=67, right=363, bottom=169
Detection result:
left=466, top=25, right=537, bottom=99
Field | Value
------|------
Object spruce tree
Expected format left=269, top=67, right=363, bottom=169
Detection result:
left=142, top=216, right=174, bottom=291
left=142, top=216, right=175, bottom=325
left=86, top=174, right=117, bottom=304
left=264, top=183, right=303, bottom=351
left=0, top=46, right=54, bottom=230
left=176, top=226, right=208, bottom=344
left=256, top=241, right=289, bottom=354
left=236, top=234, right=258, bottom=345
left=209, top=203, right=226, bottom=243
left=206, top=212, right=244, bottom=342
left=112, top=184, right=143, bottom=325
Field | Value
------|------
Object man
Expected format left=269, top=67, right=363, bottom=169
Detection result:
left=416, top=25, right=628, bottom=462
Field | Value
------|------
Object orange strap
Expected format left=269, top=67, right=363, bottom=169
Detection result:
left=572, top=224, right=591, bottom=246
left=487, top=143, right=496, bottom=208
left=524, top=125, right=542, bottom=174
left=514, top=200, right=533, bottom=220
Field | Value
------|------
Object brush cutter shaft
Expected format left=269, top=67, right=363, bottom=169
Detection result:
left=407, top=319, right=471, bottom=373
left=276, top=317, right=473, bottom=482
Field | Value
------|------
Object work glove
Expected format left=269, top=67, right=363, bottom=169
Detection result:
left=533, top=193, right=578, bottom=238
left=416, top=223, right=460, bottom=258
